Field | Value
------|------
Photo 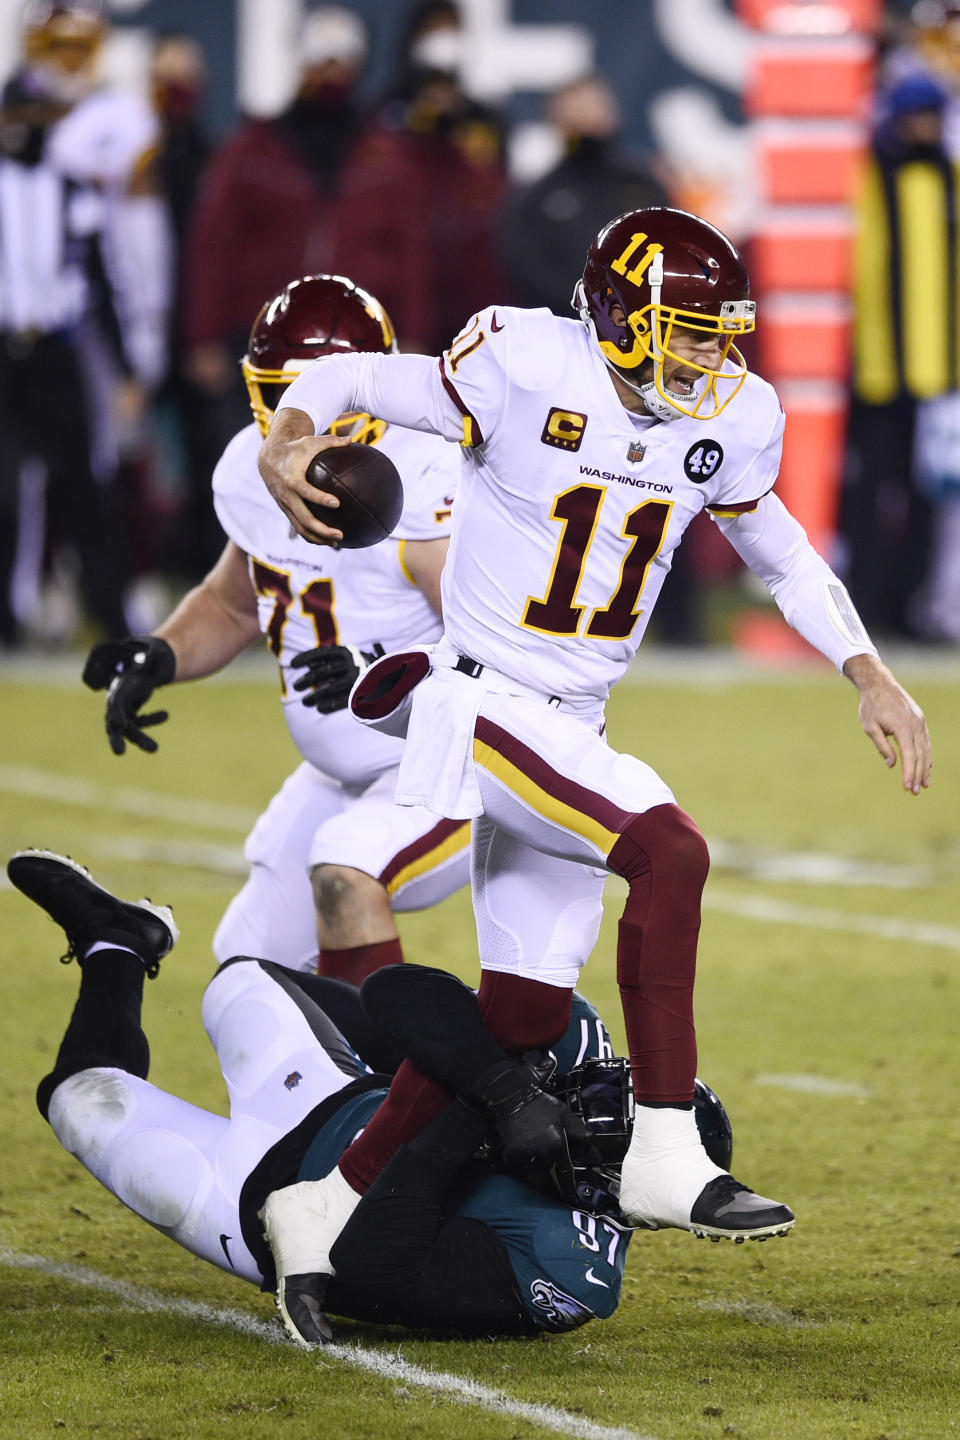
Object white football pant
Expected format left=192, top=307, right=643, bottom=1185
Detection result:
left=214, top=761, right=470, bottom=972
left=46, top=959, right=366, bottom=1284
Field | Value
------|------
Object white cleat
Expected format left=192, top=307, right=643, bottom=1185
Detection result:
left=259, top=1167, right=360, bottom=1347
left=619, top=1105, right=795, bottom=1241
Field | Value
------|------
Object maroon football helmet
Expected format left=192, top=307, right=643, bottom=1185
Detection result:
left=574, top=208, right=755, bottom=420
left=243, top=274, right=398, bottom=435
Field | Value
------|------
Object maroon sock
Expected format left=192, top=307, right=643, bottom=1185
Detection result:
left=317, top=937, right=404, bottom=986
left=476, top=970, right=572, bottom=1051
left=338, top=1057, right=450, bottom=1193
left=608, top=803, right=710, bottom=1105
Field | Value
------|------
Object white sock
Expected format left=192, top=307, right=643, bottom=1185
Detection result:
left=620, top=1105, right=725, bottom=1229
left=260, top=1166, right=361, bottom=1277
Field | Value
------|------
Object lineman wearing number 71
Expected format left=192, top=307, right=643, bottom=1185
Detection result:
left=257, top=208, right=932, bottom=1276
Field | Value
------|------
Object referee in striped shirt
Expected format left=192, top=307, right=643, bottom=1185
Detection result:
left=0, top=10, right=134, bottom=647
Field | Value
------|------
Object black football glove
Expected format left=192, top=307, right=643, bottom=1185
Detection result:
left=473, top=1052, right=599, bottom=1200
left=82, top=636, right=176, bottom=756
left=291, top=642, right=384, bottom=713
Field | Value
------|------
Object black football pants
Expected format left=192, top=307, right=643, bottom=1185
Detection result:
left=0, top=331, right=128, bottom=639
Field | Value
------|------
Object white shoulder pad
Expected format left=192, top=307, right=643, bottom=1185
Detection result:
left=211, top=424, right=276, bottom=555
left=380, top=426, right=461, bottom=541
left=726, top=371, right=785, bottom=452
left=48, top=89, right=159, bottom=186
left=441, top=306, right=572, bottom=446
left=701, top=372, right=785, bottom=511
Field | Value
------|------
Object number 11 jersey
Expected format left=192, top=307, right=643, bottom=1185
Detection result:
left=438, top=306, right=784, bottom=702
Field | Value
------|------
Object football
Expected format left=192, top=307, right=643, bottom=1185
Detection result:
left=304, top=442, right=404, bottom=549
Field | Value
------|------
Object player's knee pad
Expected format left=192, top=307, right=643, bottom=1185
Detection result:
left=47, top=1068, right=139, bottom=1167
left=608, top=805, right=709, bottom=991
left=608, top=803, right=710, bottom=894
left=202, top=957, right=269, bottom=1041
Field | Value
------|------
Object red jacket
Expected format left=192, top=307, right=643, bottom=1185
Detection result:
left=333, top=119, right=510, bottom=354
left=183, top=119, right=343, bottom=348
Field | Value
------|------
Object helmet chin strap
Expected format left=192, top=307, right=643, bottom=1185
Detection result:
left=638, top=251, right=687, bottom=422
left=574, top=275, right=687, bottom=422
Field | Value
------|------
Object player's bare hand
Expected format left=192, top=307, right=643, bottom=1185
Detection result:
left=259, top=411, right=350, bottom=546
left=844, top=654, right=932, bottom=795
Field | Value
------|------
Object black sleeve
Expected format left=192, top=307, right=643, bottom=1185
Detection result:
left=277, top=969, right=407, bottom=1075
left=328, top=1099, right=533, bottom=1335
left=359, top=964, right=510, bottom=1090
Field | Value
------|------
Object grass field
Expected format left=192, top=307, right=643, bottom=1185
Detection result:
left=1, top=649, right=958, bottom=1440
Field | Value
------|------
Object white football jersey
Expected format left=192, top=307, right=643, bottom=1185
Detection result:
left=434, top=307, right=784, bottom=700
left=279, top=313, right=874, bottom=708
left=47, top=89, right=159, bottom=187
left=213, top=420, right=458, bottom=773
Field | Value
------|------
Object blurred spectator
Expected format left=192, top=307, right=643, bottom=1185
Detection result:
left=500, top=73, right=669, bottom=316
left=0, top=0, right=170, bottom=646
left=147, top=31, right=220, bottom=580
left=333, top=0, right=508, bottom=352
left=883, top=1, right=960, bottom=157
left=182, top=5, right=368, bottom=448
left=151, top=32, right=209, bottom=260
left=910, top=387, right=960, bottom=640
left=841, top=72, right=953, bottom=639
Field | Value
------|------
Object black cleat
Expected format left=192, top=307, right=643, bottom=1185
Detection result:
left=275, top=1272, right=334, bottom=1348
left=689, top=1174, right=795, bottom=1242
left=7, top=849, right=178, bottom=978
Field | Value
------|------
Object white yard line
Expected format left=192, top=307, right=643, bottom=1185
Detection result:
left=702, top=890, right=960, bottom=952
left=0, top=763, right=259, bottom=832
left=696, top=1297, right=819, bottom=1328
left=2, top=765, right=957, bottom=955
left=0, top=764, right=942, bottom=889
left=753, top=1074, right=872, bottom=1098
left=705, top=839, right=931, bottom=890
left=0, top=1250, right=656, bottom=1440
left=82, top=835, right=249, bottom=875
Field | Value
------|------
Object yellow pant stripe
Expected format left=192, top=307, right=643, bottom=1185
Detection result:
left=472, top=737, right=619, bottom=855
left=385, top=825, right=471, bottom=896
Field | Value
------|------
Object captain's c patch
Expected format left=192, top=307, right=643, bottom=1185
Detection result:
left=541, top=408, right=587, bottom=452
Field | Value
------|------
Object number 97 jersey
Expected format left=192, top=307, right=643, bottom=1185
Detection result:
left=438, top=306, right=784, bottom=703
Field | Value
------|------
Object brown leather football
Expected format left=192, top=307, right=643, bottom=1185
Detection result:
left=305, top=443, right=404, bottom=548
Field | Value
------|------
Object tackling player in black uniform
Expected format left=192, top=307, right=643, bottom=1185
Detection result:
left=7, top=848, right=731, bottom=1345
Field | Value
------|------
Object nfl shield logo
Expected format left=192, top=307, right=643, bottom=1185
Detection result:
left=626, top=440, right=646, bottom=464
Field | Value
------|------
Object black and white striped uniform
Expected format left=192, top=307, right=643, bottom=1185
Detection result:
left=0, top=76, right=167, bottom=642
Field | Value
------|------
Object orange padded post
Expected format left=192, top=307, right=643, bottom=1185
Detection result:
left=757, top=123, right=867, bottom=204
left=751, top=214, right=853, bottom=292
left=776, top=383, right=848, bottom=546
left=736, top=0, right=882, bottom=29
left=746, top=38, right=874, bottom=119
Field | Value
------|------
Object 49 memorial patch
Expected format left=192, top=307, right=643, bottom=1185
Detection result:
left=683, top=440, right=724, bottom=481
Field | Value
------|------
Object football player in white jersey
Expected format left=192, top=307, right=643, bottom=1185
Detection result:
left=83, top=275, right=470, bottom=982
left=256, top=207, right=931, bottom=1292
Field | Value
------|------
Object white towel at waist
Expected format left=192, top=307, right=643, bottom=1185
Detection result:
left=395, top=666, right=485, bottom=819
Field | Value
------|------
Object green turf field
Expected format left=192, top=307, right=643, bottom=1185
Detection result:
left=1, top=652, right=958, bottom=1440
